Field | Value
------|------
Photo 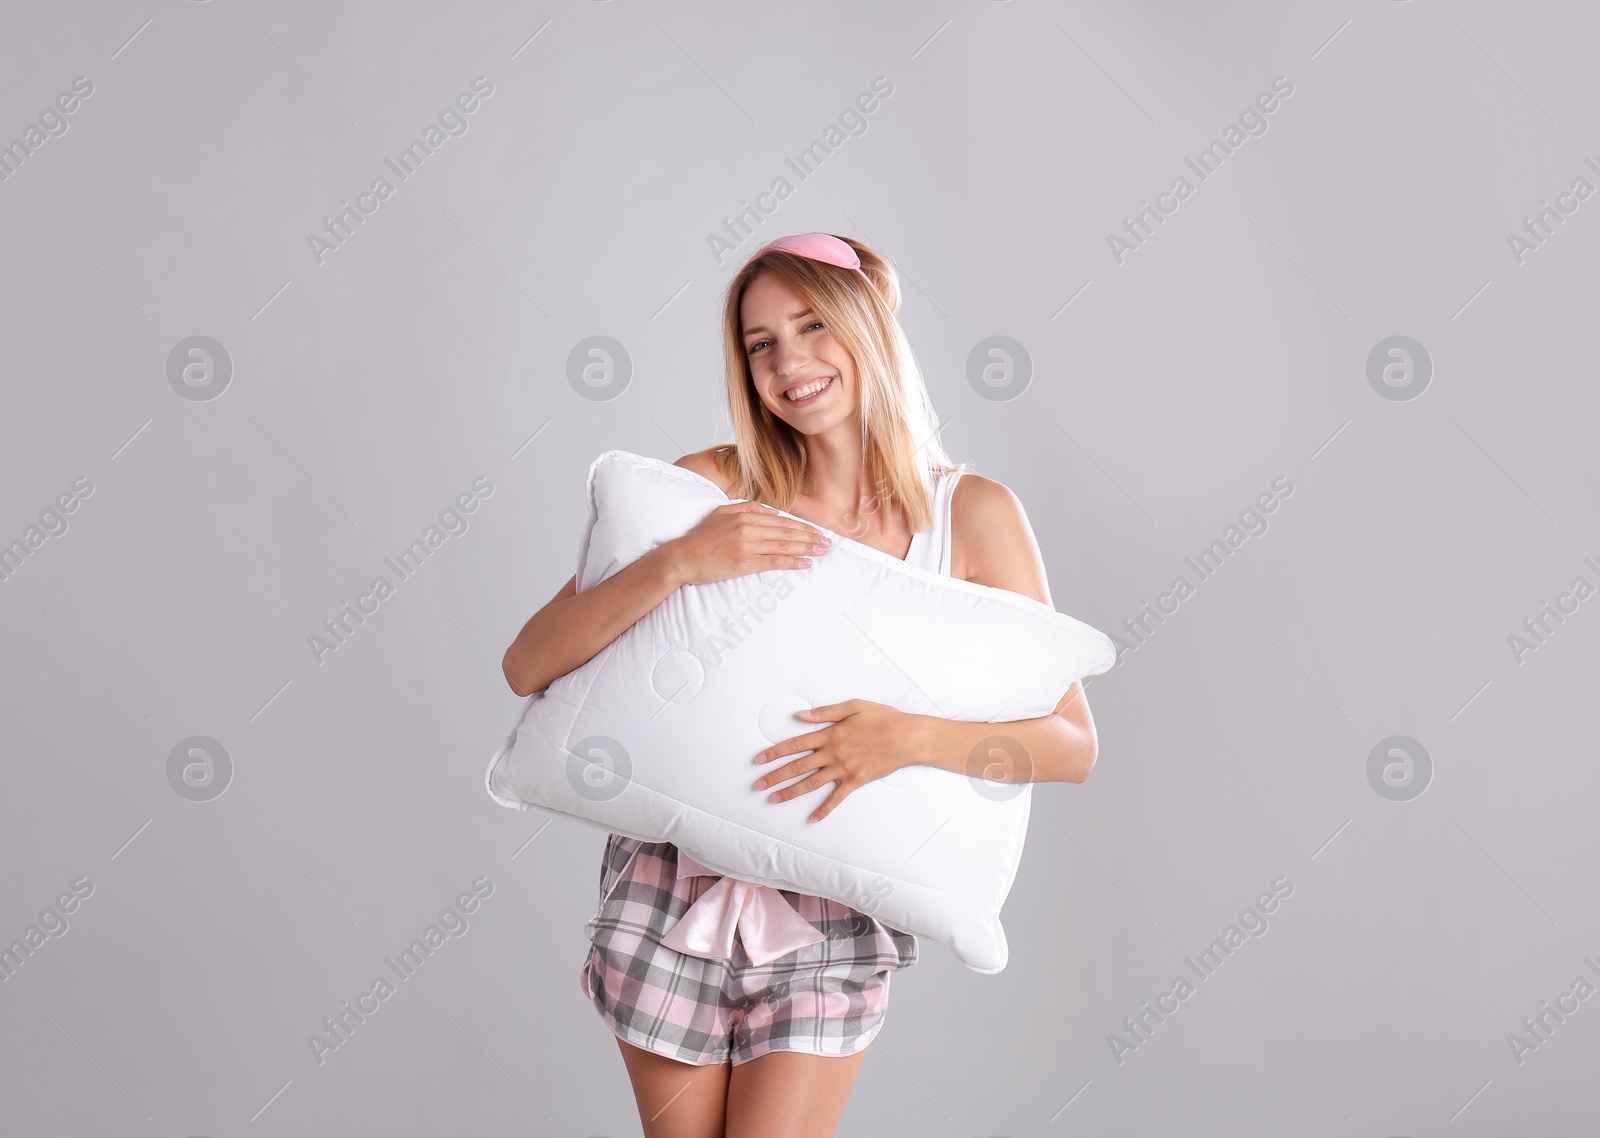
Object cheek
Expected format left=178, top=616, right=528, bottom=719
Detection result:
left=754, top=383, right=785, bottom=415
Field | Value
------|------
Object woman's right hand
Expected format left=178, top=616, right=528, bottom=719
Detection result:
left=664, top=501, right=832, bottom=587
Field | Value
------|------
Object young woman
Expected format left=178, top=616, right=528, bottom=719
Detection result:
left=501, top=232, right=1099, bottom=1138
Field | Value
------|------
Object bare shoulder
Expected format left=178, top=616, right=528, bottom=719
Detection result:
left=672, top=446, right=738, bottom=497
left=949, top=472, right=1052, bottom=607
left=950, top=474, right=1032, bottom=561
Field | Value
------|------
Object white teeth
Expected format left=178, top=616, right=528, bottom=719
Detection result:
left=785, top=377, right=832, bottom=401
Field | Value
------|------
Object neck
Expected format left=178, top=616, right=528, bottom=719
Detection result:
left=796, top=423, right=878, bottom=513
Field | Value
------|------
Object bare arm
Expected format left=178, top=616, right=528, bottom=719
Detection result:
left=500, top=550, right=682, bottom=698
left=500, top=451, right=831, bottom=698
left=919, top=476, right=1098, bottom=783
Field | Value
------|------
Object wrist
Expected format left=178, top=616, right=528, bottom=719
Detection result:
left=646, top=541, right=685, bottom=592
left=909, top=712, right=945, bottom=770
left=915, top=714, right=986, bottom=777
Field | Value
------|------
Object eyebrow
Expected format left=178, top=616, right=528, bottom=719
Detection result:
left=742, top=308, right=815, bottom=341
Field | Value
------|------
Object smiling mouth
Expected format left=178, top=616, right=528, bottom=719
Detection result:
left=783, top=376, right=835, bottom=405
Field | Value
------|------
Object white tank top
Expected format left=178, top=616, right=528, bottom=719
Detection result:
left=900, top=469, right=963, bottom=576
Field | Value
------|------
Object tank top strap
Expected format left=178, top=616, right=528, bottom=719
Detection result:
left=903, top=468, right=962, bottom=576
left=931, top=468, right=963, bottom=577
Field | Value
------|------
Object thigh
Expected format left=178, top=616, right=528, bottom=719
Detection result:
left=614, top=1036, right=730, bottom=1138
left=724, top=1046, right=869, bottom=1138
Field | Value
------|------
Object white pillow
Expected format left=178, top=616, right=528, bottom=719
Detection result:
left=486, top=449, right=1115, bottom=973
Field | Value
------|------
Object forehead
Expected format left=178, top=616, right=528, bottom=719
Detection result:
left=739, top=271, right=808, bottom=327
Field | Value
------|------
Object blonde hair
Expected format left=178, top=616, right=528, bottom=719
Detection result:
left=712, top=234, right=966, bottom=533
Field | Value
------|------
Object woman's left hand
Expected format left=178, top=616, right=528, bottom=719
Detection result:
left=753, top=699, right=925, bottom=823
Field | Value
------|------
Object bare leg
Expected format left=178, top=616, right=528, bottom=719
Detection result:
left=614, top=1036, right=731, bottom=1138
left=723, top=1047, right=870, bottom=1138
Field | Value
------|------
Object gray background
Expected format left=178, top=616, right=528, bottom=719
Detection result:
left=2, top=0, right=1596, bottom=1134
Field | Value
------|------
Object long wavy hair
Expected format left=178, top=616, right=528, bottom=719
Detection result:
left=710, top=234, right=966, bottom=534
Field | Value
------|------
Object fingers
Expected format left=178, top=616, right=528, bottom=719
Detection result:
left=766, top=767, right=844, bottom=818
left=745, top=526, right=830, bottom=551
left=758, top=535, right=831, bottom=560
left=753, top=749, right=826, bottom=795
left=686, top=505, right=832, bottom=582
left=725, top=502, right=831, bottom=543
left=754, top=732, right=825, bottom=768
left=754, top=516, right=832, bottom=547
left=740, top=520, right=831, bottom=570
left=752, top=749, right=852, bottom=821
left=808, top=785, right=852, bottom=822
left=797, top=700, right=851, bottom=723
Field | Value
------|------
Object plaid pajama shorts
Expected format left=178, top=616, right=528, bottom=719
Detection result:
left=579, top=833, right=918, bottom=1067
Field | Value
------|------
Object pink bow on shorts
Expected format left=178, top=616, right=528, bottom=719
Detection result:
left=659, top=849, right=828, bottom=967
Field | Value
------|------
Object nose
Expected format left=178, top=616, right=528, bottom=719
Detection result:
left=769, top=334, right=811, bottom=378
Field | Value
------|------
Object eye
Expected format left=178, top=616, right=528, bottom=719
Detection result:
left=746, top=321, right=823, bottom=355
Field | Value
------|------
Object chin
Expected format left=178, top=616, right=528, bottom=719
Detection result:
left=783, top=410, right=850, bottom=434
